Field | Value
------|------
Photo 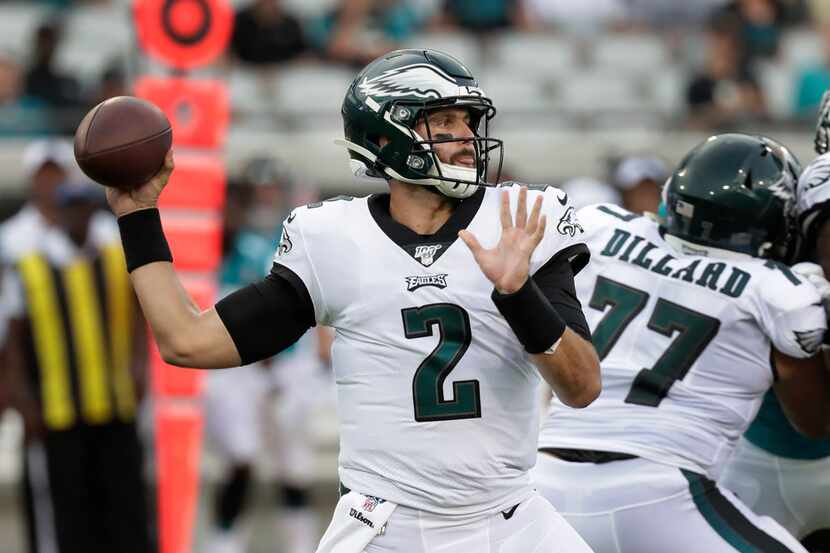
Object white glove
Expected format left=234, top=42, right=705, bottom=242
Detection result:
left=815, top=90, right=830, bottom=155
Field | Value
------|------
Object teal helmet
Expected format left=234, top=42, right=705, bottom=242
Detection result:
left=661, top=133, right=801, bottom=259
left=338, top=49, right=503, bottom=199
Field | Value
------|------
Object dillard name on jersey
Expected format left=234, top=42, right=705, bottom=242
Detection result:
left=600, top=228, right=754, bottom=297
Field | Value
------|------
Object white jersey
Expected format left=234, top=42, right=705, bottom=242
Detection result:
left=797, top=152, right=830, bottom=239
left=539, top=204, right=826, bottom=480
left=274, top=185, right=588, bottom=515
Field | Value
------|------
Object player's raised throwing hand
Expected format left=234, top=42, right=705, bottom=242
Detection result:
left=459, top=186, right=546, bottom=294
left=106, top=150, right=175, bottom=217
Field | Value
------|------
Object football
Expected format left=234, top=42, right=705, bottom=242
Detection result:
left=74, top=96, right=172, bottom=190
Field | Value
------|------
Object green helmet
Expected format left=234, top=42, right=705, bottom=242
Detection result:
left=339, top=49, right=503, bottom=199
left=661, top=133, right=801, bottom=259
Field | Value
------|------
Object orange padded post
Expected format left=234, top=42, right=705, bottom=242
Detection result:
left=155, top=402, right=203, bottom=553
left=134, top=77, right=230, bottom=150
left=149, top=278, right=216, bottom=397
left=133, top=2, right=233, bottom=551
left=158, top=154, right=226, bottom=212
left=162, top=216, right=223, bottom=272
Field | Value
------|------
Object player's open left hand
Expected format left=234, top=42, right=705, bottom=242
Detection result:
left=106, top=150, right=175, bottom=218
left=459, top=186, right=546, bottom=294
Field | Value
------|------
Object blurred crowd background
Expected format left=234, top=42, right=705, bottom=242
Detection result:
left=0, top=0, right=829, bottom=551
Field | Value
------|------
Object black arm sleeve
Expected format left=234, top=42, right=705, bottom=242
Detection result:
left=215, top=263, right=316, bottom=366
left=532, top=244, right=592, bottom=342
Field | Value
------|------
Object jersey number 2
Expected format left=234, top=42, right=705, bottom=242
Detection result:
left=589, top=276, right=720, bottom=407
left=401, top=303, right=481, bottom=422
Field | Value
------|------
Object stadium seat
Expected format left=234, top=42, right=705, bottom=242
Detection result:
left=56, top=5, right=130, bottom=82
left=277, top=0, right=340, bottom=18
left=557, top=71, right=650, bottom=115
left=228, top=67, right=278, bottom=116
left=490, top=33, right=576, bottom=78
left=0, top=3, right=48, bottom=54
left=757, top=60, right=796, bottom=120
left=592, top=34, right=668, bottom=73
left=274, top=65, right=354, bottom=119
left=62, top=5, right=131, bottom=50
left=403, top=32, right=481, bottom=72
left=479, top=69, right=554, bottom=114
left=651, top=67, right=686, bottom=117
left=782, top=29, right=823, bottom=69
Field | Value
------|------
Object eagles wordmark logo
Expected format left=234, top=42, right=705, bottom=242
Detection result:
left=414, top=244, right=442, bottom=267
left=557, top=206, right=584, bottom=237
left=406, top=274, right=448, bottom=292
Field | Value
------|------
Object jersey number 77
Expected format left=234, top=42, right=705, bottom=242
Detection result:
left=589, top=276, right=721, bottom=407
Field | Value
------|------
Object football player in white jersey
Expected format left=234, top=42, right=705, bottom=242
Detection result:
left=721, top=96, right=830, bottom=551
left=532, top=133, right=830, bottom=553
left=102, top=49, right=601, bottom=553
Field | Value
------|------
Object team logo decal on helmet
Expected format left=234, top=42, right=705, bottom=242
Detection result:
left=358, top=64, right=485, bottom=101
left=338, top=49, right=503, bottom=199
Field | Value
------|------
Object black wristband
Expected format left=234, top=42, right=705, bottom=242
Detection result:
left=117, top=208, right=173, bottom=272
left=491, top=278, right=567, bottom=354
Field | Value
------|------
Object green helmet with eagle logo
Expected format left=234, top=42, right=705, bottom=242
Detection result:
left=338, top=49, right=503, bottom=199
left=661, top=133, right=801, bottom=259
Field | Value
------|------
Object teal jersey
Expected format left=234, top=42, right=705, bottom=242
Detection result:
left=744, top=391, right=830, bottom=460
left=220, top=227, right=299, bottom=357
left=219, top=229, right=278, bottom=295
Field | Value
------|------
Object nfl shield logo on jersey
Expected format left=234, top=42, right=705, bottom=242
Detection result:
left=362, top=495, right=385, bottom=512
left=414, top=244, right=442, bottom=266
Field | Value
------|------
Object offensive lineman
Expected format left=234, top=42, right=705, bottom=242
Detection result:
left=720, top=96, right=830, bottom=550
left=104, top=50, right=600, bottom=552
left=532, top=133, right=830, bottom=553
